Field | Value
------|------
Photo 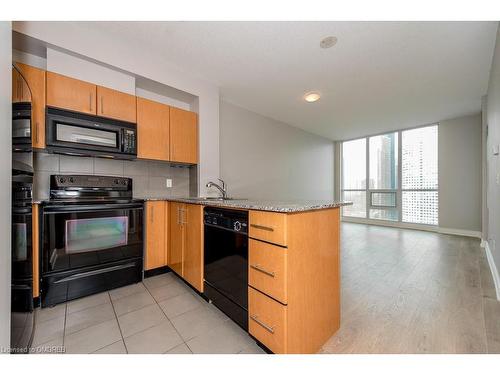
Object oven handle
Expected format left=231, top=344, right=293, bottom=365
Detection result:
left=53, top=262, right=137, bottom=284
left=43, top=202, right=144, bottom=213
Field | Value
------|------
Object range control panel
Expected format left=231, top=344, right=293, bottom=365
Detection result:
left=204, top=208, right=248, bottom=234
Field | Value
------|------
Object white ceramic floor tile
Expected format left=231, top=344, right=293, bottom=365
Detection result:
left=109, top=282, right=146, bottom=301
left=64, top=319, right=122, bottom=354
left=117, top=304, right=167, bottom=338
left=238, top=342, right=266, bottom=354
left=93, top=340, right=127, bottom=354
left=65, top=303, right=115, bottom=335
left=31, top=315, right=65, bottom=347
left=143, top=273, right=176, bottom=290
left=66, top=292, right=110, bottom=315
left=112, top=290, right=156, bottom=316
left=186, top=319, right=255, bottom=354
left=124, top=321, right=183, bottom=354
left=158, top=292, right=204, bottom=319
left=170, top=305, right=228, bottom=341
left=36, top=304, right=66, bottom=324
left=30, top=336, right=64, bottom=354
left=148, top=280, right=189, bottom=302
left=165, top=343, right=192, bottom=354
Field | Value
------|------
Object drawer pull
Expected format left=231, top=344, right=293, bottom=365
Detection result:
left=250, top=315, right=275, bottom=334
left=250, top=224, right=274, bottom=232
left=250, top=264, right=275, bottom=278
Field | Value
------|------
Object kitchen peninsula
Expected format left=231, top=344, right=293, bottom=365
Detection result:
left=142, top=197, right=349, bottom=354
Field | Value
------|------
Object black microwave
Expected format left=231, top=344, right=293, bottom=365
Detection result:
left=45, top=107, right=137, bottom=159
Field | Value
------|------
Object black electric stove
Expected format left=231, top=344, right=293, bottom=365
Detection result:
left=40, top=175, right=144, bottom=307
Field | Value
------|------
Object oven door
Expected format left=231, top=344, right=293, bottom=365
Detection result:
left=41, top=203, right=144, bottom=274
left=12, top=206, right=33, bottom=281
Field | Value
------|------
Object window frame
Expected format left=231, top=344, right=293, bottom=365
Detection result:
left=341, top=124, right=439, bottom=226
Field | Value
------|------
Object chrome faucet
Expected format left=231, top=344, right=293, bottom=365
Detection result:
left=206, top=178, right=227, bottom=199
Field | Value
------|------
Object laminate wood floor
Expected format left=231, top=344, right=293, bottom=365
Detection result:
left=321, top=222, right=500, bottom=354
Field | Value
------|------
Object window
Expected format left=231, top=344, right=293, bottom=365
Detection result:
left=341, top=139, right=366, bottom=218
left=341, top=125, right=438, bottom=225
left=401, top=125, right=438, bottom=225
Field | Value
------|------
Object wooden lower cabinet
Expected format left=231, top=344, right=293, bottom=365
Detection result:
left=248, top=207, right=341, bottom=354
left=249, top=287, right=287, bottom=354
left=168, top=202, right=184, bottom=275
left=184, top=204, right=204, bottom=291
left=145, top=201, right=168, bottom=270
left=168, top=202, right=204, bottom=292
left=32, top=204, right=40, bottom=298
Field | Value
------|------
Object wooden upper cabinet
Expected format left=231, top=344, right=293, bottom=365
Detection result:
left=145, top=201, right=168, bottom=270
left=170, top=107, right=198, bottom=164
left=97, top=86, right=136, bottom=123
left=12, top=68, right=31, bottom=103
left=46, top=71, right=97, bottom=115
left=184, top=204, right=204, bottom=292
left=137, top=97, right=170, bottom=161
left=15, top=63, right=46, bottom=149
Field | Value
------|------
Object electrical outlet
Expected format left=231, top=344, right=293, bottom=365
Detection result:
left=166, top=178, right=173, bottom=188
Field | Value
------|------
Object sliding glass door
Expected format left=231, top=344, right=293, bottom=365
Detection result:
left=341, top=124, right=438, bottom=226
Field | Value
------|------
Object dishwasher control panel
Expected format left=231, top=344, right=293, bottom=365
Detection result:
left=204, top=208, right=248, bottom=234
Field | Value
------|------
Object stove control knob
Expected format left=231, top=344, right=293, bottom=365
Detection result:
left=69, top=177, right=74, bottom=183
left=121, top=180, right=126, bottom=185
left=114, top=179, right=119, bottom=185
left=59, top=177, right=66, bottom=184
left=234, top=221, right=242, bottom=232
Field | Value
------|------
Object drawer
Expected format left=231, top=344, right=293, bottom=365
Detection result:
left=248, top=287, right=287, bottom=354
left=249, top=210, right=287, bottom=246
left=248, top=239, right=287, bottom=304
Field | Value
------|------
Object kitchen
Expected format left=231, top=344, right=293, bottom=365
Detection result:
left=2, top=8, right=500, bottom=374
left=8, top=24, right=348, bottom=355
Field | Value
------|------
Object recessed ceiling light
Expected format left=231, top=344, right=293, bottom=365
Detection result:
left=320, top=36, right=338, bottom=49
left=304, top=91, right=321, bottom=103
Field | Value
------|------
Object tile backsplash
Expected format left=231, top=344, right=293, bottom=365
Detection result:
left=33, top=152, right=195, bottom=201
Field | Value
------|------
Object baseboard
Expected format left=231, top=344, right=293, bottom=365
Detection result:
left=482, top=240, right=500, bottom=301
left=437, top=227, right=482, bottom=238
left=342, top=217, right=483, bottom=239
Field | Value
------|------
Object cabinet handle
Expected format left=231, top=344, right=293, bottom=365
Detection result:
left=34, top=122, right=39, bottom=143
left=151, top=205, right=154, bottom=222
left=176, top=207, right=180, bottom=225
left=250, top=264, right=275, bottom=278
left=181, top=208, right=187, bottom=225
left=250, top=224, right=274, bottom=232
left=89, top=93, right=93, bottom=112
left=101, top=96, right=104, bottom=114
left=250, top=315, right=275, bottom=334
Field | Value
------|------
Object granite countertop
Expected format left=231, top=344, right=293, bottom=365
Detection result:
left=32, top=197, right=352, bottom=213
left=140, top=197, right=352, bottom=213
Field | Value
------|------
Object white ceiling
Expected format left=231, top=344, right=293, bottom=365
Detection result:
left=87, top=21, right=497, bottom=140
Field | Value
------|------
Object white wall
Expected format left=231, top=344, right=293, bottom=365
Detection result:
left=13, top=22, right=220, bottom=197
left=0, top=21, right=12, bottom=351
left=219, top=101, right=334, bottom=200
left=438, top=113, right=482, bottom=233
left=485, top=24, right=500, bottom=280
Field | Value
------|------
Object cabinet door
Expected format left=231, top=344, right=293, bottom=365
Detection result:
left=170, top=107, right=198, bottom=164
left=184, top=204, right=204, bottom=292
left=97, top=86, right=136, bottom=123
left=137, top=97, right=170, bottom=161
left=12, top=68, right=31, bottom=103
left=15, top=63, right=46, bottom=148
left=46, top=71, right=96, bottom=115
left=145, top=201, right=167, bottom=270
left=169, top=202, right=184, bottom=276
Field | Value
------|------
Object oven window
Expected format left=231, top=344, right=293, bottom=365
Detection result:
left=13, top=223, right=27, bottom=261
left=56, top=123, right=118, bottom=148
left=65, top=216, right=129, bottom=254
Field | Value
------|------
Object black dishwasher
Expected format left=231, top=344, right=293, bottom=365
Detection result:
left=204, top=208, right=248, bottom=330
